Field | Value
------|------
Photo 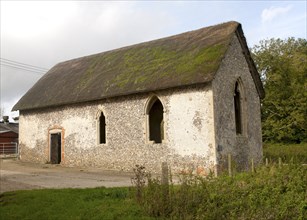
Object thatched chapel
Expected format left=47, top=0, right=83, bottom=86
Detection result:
left=13, top=21, right=264, bottom=174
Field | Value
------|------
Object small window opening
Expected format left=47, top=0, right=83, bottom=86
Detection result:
left=149, top=99, right=164, bottom=143
left=99, top=112, right=106, bottom=144
left=234, top=81, right=242, bottom=134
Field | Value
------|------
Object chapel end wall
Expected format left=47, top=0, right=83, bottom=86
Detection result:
left=17, top=84, right=216, bottom=174
left=212, top=34, right=263, bottom=172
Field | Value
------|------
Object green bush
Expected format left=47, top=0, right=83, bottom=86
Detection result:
left=138, top=164, right=307, bottom=219
left=263, top=142, right=307, bottom=163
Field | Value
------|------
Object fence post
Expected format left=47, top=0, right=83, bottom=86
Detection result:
left=161, top=162, right=169, bottom=185
left=265, top=158, right=269, bottom=167
left=251, top=158, right=255, bottom=173
left=161, top=162, right=169, bottom=214
left=228, top=154, right=232, bottom=177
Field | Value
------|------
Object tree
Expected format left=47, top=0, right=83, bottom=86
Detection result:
left=252, top=38, right=307, bottom=143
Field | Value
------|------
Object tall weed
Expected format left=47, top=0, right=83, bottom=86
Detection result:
left=134, top=163, right=307, bottom=219
left=263, top=142, right=307, bottom=163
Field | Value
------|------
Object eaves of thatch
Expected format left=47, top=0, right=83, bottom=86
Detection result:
left=12, top=21, right=264, bottom=111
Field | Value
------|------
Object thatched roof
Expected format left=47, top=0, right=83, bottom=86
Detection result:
left=13, top=21, right=264, bottom=111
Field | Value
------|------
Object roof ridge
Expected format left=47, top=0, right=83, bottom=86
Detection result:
left=56, top=21, right=240, bottom=66
left=13, top=21, right=250, bottom=111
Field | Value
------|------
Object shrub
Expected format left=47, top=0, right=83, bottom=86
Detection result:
left=135, top=163, right=307, bottom=219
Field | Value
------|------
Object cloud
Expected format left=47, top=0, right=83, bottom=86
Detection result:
left=0, top=1, right=177, bottom=119
left=246, top=4, right=305, bottom=46
left=1, top=1, right=79, bottom=39
left=1, top=1, right=305, bottom=120
left=261, top=5, right=292, bottom=23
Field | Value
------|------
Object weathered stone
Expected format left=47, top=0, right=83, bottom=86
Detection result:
left=18, top=34, right=262, bottom=175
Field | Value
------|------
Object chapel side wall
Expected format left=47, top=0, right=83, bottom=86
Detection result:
left=167, top=86, right=216, bottom=173
left=19, top=113, right=49, bottom=163
left=18, top=85, right=216, bottom=174
left=212, top=34, right=263, bottom=172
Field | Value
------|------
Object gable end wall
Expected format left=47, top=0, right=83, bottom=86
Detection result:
left=212, top=34, right=263, bottom=172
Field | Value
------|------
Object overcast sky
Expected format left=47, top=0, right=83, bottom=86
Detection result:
left=0, top=1, right=306, bottom=120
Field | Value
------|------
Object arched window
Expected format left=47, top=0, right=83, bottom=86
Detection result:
left=147, top=97, right=164, bottom=143
left=234, top=81, right=242, bottom=134
left=99, top=112, right=106, bottom=144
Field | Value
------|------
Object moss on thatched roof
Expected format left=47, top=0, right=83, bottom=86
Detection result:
left=13, top=21, right=264, bottom=111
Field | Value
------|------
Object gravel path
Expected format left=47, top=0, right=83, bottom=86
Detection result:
left=0, top=159, right=134, bottom=193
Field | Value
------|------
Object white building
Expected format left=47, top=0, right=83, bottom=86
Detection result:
left=13, top=21, right=264, bottom=174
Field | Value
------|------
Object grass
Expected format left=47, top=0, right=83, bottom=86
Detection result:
left=1, top=143, right=307, bottom=220
left=1, top=163, right=306, bottom=220
left=141, top=163, right=307, bottom=219
left=0, top=187, right=154, bottom=220
left=263, top=142, right=307, bottom=163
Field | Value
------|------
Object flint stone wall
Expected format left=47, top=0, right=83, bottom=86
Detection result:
left=18, top=34, right=263, bottom=174
left=213, top=34, right=263, bottom=171
left=19, top=84, right=216, bottom=174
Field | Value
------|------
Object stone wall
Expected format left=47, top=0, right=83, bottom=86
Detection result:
left=19, top=84, right=216, bottom=174
left=212, top=34, right=263, bottom=172
left=18, top=34, right=263, bottom=175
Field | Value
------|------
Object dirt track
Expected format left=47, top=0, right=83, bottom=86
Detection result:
left=0, top=159, right=134, bottom=193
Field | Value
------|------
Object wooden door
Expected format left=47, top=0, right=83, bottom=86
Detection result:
left=50, top=133, right=61, bottom=164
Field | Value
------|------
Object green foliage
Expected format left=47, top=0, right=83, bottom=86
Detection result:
left=131, top=164, right=147, bottom=203
left=0, top=187, right=154, bottom=220
left=138, top=164, right=307, bottom=219
left=251, top=38, right=307, bottom=143
left=143, top=175, right=171, bottom=217
left=263, top=142, right=307, bottom=163
left=1, top=164, right=306, bottom=220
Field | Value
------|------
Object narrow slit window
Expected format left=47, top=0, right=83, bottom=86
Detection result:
left=99, top=112, right=106, bottom=144
left=149, top=99, right=164, bottom=143
left=234, top=81, right=242, bottom=134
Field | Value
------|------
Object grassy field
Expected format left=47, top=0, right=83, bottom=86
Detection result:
left=1, top=143, right=307, bottom=219
left=263, top=142, right=307, bottom=163
left=0, top=187, right=154, bottom=220
left=1, top=163, right=306, bottom=220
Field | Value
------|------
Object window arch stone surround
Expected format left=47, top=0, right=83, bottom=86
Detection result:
left=144, top=95, right=166, bottom=144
